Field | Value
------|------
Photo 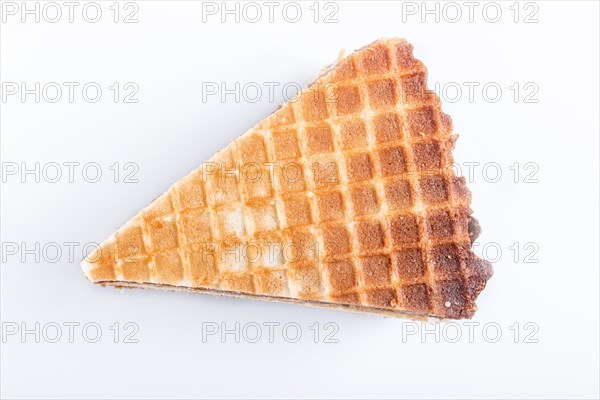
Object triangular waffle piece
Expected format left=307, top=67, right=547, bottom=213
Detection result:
left=82, top=38, right=492, bottom=319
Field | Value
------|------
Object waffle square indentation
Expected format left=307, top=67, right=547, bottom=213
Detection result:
left=365, top=288, right=397, bottom=307
left=407, top=106, right=437, bottom=137
left=316, top=190, right=345, bottom=222
left=335, top=85, right=362, bottom=116
left=389, top=213, right=420, bottom=246
left=177, top=173, right=206, bottom=212
left=148, top=218, right=179, bottom=252
left=187, top=249, right=218, bottom=286
left=379, top=146, right=408, bottom=177
left=272, top=129, right=301, bottom=161
left=322, top=224, right=352, bottom=258
left=360, top=255, right=392, bottom=286
left=429, top=244, right=462, bottom=277
left=367, top=79, right=397, bottom=108
left=346, top=153, right=374, bottom=182
left=301, top=89, right=328, bottom=122
left=276, top=161, right=306, bottom=194
left=254, top=269, right=288, bottom=296
left=181, top=209, right=212, bottom=243
left=393, top=248, right=425, bottom=281
left=153, top=251, right=183, bottom=284
left=412, top=141, right=443, bottom=171
left=359, top=44, right=391, bottom=74
left=384, top=179, right=413, bottom=210
left=400, top=283, right=430, bottom=312
left=350, top=185, right=379, bottom=216
left=283, top=196, right=312, bottom=228
left=326, top=260, right=357, bottom=292
left=419, top=175, right=449, bottom=204
left=426, top=209, right=454, bottom=240
left=340, top=120, right=368, bottom=150
left=288, top=263, right=322, bottom=299
left=356, top=221, right=386, bottom=252
left=373, top=113, right=403, bottom=144
left=306, top=124, right=334, bottom=155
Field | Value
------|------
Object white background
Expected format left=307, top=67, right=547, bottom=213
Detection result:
left=1, top=1, right=599, bottom=398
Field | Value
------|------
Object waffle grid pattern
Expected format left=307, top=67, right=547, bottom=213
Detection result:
left=85, top=39, right=491, bottom=319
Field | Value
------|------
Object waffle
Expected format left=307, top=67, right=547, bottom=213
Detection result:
left=82, top=38, right=493, bottom=319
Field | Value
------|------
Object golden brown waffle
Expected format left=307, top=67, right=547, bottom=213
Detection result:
left=82, top=38, right=492, bottom=319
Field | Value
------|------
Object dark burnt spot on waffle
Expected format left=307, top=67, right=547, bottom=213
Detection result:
left=467, top=216, right=482, bottom=243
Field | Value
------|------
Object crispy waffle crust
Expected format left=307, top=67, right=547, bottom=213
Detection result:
left=82, top=38, right=493, bottom=319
